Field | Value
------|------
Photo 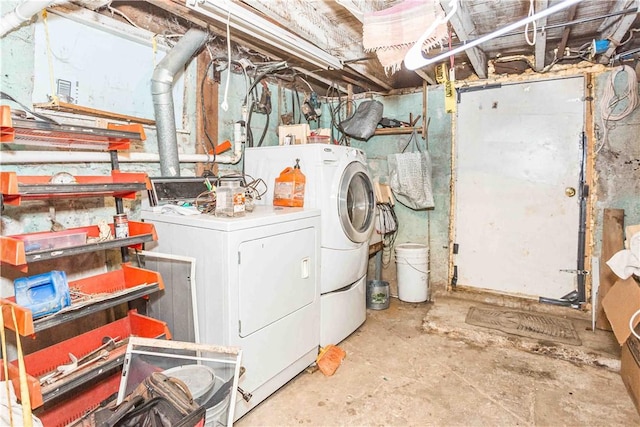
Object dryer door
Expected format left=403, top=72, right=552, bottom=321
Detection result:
left=338, top=161, right=375, bottom=243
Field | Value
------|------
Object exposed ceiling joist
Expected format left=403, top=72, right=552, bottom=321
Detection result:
left=597, top=0, right=634, bottom=33
left=335, top=0, right=364, bottom=23
left=556, top=3, right=578, bottom=56
left=415, top=69, right=436, bottom=85
left=345, top=63, right=394, bottom=91
left=441, top=0, right=488, bottom=79
left=534, top=0, right=549, bottom=71
left=599, top=0, right=639, bottom=64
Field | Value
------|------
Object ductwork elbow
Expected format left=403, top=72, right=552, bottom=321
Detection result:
left=152, top=27, right=208, bottom=177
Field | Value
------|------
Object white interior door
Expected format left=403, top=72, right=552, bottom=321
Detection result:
left=454, top=77, right=584, bottom=299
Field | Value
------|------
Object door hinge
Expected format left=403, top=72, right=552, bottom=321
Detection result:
left=451, top=265, right=458, bottom=288
left=238, top=320, right=241, bottom=334
left=238, top=251, right=241, bottom=264
left=453, top=243, right=459, bottom=254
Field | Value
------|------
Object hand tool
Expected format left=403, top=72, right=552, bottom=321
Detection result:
left=39, top=336, right=121, bottom=385
left=43, top=350, right=109, bottom=385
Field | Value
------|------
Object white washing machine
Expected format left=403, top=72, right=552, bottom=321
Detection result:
left=244, top=144, right=376, bottom=345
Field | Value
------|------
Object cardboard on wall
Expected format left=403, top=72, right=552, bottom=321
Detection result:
left=602, top=276, right=640, bottom=345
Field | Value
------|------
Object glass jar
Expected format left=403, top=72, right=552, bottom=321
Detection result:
left=215, top=180, right=245, bottom=217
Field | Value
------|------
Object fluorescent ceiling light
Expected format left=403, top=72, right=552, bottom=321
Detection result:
left=186, top=0, right=343, bottom=70
left=404, top=0, right=583, bottom=70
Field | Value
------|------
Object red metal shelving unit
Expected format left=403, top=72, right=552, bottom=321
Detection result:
left=0, top=104, right=170, bottom=423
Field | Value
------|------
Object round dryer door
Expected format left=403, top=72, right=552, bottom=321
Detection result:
left=338, top=161, right=375, bottom=243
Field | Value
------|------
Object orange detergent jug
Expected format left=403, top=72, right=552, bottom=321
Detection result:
left=273, top=158, right=306, bottom=207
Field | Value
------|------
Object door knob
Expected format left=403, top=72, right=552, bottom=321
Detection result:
left=565, top=187, right=576, bottom=197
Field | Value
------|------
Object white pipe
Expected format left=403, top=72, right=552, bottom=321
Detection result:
left=0, top=0, right=57, bottom=38
left=0, top=150, right=242, bottom=164
left=404, top=0, right=583, bottom=70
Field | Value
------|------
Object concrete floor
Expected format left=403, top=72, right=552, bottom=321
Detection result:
left=236, top=289, right=640, bottom=426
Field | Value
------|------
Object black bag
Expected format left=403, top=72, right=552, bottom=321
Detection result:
left=83, top=372, right=205, bottom=427
left=339, top=100, right=383, bottom=140
left=110, top=396, right=206, bottom=427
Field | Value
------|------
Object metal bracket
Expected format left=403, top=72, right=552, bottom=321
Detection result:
left=559, top=269, right=589, bottom=275
left=456, top=83, right=502, bottom=103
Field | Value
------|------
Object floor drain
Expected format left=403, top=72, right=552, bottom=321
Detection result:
left=465, top=306, right=582, bottom=346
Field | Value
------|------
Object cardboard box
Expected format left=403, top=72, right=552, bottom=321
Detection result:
left=602, top=275, right=640, bottom=414
left=278, top=124, right=309, bottom=145
left=622, top=336, right=640, bottom=414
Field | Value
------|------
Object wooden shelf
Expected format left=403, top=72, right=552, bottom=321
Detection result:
left=0, top=171, right=150, bottom=205
left=374, top=126, right=423, bottom=136
left=33, top=99, right=156, bottom=126
left=0, top=310, right=170, bottom=410
left=1, top=263, right=164, bottom=336
left=0, top=221, right=157, bottom=269
left=0, top=106, right=145, bottom=150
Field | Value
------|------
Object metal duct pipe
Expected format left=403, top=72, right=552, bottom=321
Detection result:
left=0, top=0, right=58, bottom=37
left=152, top=27, right=208, bottom=177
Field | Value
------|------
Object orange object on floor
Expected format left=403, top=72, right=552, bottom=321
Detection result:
left=316, top=344, right=346, bottom=376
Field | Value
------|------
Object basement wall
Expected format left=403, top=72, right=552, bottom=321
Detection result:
left=593, top=70, right=640, bottom=250
left=1, top=0, right=639, bottom=307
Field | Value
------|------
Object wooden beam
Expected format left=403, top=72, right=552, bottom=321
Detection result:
left=195, top=52, right=218, bottom=177
left=149, top=0, right=290, bottom=62
left=556, top=4, right=578, bottom=57
left=344, top=63, right=394, bottom=91
left=584, top=73, right=596, bottom=318
left=416, top=69, right=436, bottom=86
left=597, top=0, right=634, bottom=33
left=599, top=1, right=638, bottom=64
left=534, top=0, right=549, bottom=72
left=336, top=0, right=364, bottom=23
left=440, top=0, right=487, bottom=79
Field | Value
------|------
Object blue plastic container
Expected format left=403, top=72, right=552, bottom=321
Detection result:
left=14, top=271, right=71, bottom=319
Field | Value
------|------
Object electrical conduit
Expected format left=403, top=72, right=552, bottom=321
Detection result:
left=152, top=27, right=208, bottom=177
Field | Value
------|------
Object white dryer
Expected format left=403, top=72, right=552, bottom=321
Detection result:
left=244, top=144, right=376, bottom=345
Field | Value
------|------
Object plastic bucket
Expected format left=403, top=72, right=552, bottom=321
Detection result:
left=366, top=280, right=390, bottom=310
left=395, top=243, right=429, bottom=303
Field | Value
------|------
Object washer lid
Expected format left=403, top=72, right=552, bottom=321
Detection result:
left=338, top=161, right=375, bottom=243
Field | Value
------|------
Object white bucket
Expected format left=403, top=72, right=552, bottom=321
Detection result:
left=395, top=243, right=429, bottom=303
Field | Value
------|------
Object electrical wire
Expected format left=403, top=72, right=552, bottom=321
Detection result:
left=0, top=91, right=58, bottom=124
left=220, top=10, right=232, bottom=112
left=524, top=0, right=536, bottom=46
left=200, top=57, right=217, bottom=166
left=107, top=4, right=144, bottom=30
left=596, top=65, right=639, bottom=153
left=194, top=190, right=216, bottom=214
left=376, top=202, right=399, bottom=268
